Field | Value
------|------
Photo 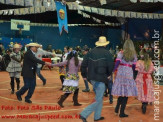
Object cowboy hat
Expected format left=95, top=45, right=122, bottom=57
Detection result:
left=13, top=44, right=21, bottom=49
left=26, top=43, right=41, bottom=47
left=95, top=36, right=110, bottom=46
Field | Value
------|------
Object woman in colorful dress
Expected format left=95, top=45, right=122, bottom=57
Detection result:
left=135, top=49, right=155, bottom=114
left=6, top=44, right=22, bottom=94
left=52, top=50, right=82, bottom=108
left=112, top=39, right=138, bottom=118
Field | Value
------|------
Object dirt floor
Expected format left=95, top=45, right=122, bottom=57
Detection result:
left=0, top=68, right=162, bottom=122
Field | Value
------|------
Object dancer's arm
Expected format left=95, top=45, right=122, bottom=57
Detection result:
left=28, top=51, right=45, bottom=65
left=52, top=60, right=68, bottom=67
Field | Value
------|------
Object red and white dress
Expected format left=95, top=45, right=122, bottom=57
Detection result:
left=135, top=60, right=155, bottom=102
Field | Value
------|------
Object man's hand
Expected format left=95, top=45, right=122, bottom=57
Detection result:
left=108, top=76, right=111, bottom=80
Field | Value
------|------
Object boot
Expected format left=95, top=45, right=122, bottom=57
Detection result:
left=16, top=78, right=20, bottom=90
left=142, top=102, right=147, bottom=114
left=119, top=97, right=128, bottom=118
left=57, top=94, right=69, bottom=108
left=73, top=89, right=82, bottom=106
left=115, top=97, right=122, bottom=115
left=10, top=77, right=15, bottom=94
left=60, top=75, right=65, bottom=90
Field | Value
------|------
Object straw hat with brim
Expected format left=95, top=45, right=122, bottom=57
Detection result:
left=14, top=44, right=21, bottom=49
left=26, top=43, right=41, bottom=48
left=95, top=36, right=110, bottom=46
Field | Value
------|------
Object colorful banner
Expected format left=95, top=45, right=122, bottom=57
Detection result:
left=55, top=1, right=68, bottom=35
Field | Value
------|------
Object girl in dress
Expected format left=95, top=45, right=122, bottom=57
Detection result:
left=135, top=49, right=155, bottom=114
left=112, top=39, right=138, bottom=118
left=59, top=46, right=69, bottom=90
left=6, top=44, right=22, bottom=94
left=52, top=50, right=82, bottom=108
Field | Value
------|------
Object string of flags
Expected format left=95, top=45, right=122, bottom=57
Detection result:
left=0, top=1, right=163, bottom=23
left=0, top=1, right=162, bottom=19
left=78, top=10, right=123, bottom=26
left=77, top=5, right=163, bottom=19
left=130, top=0, right=163, bottom=3
left=0, top=20, right=108, bottom=27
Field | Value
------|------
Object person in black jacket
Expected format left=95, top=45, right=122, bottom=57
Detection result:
left=16, top=43, right=51, bottom=103
left=79, top=36, right=114, bottom=122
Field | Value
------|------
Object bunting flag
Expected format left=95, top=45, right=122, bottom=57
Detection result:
left=99, top=0, right=107, bottom=5
left=0, top=20, right=109, bottom=26
left=25, top=0, right=33, bottom=7
left=6, top=0, right=15, bottom=5
left=78, top=5, right=163, bottom=19
left=0, top=0, right=5, bottom=4
left=0, top=1, right=163, bottom=20
left=55, top=1, right=68, bottom=35
left=15, top=0, right=24, bottom=6
left=78, top=10, right=122, bottom=26
left=131, top=0, right=163, bottom=2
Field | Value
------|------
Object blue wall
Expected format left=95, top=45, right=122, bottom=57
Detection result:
left=0, top=22, right=122, bottom=50
left=124, top=19, right=162, bottom=41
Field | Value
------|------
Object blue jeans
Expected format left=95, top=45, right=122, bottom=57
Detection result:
left=84, top=80, right=90, bottom=90
left=80, top=80, right=105, bottom=120
left=36, top=67, right=46, bottom=83
left=17, top=77, right=36, bottom=100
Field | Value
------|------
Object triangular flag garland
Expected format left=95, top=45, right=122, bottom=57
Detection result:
left=0, top=1, right=162, bottom=19
left=78, top=10, right=123, bottom=26
left=131, top=0, right=163, bottom=3
left=0, top=20, right=108, bottom=27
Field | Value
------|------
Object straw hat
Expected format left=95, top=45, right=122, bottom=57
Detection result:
left=26, top=43, right=41, bottom=47
left=13, top=44, right=21, bottom=49
left=95, top=36, right=110, bottom=46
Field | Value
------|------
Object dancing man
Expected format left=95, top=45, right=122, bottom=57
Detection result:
left=16, top=43, right=51, bottom=103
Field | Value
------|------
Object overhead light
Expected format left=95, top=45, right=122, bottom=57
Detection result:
left=76, top=0, right=81, bottom=4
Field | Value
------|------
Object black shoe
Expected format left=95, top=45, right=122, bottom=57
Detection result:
left=57, top=101, right=64, bottom=108
left=79, top=115, right=87, bottom=122
left=43, top=80, right=46, bottom=86
left=110, top=101, right=113, bottom=104
left=11, top=91, right=14, bottom=94
left=82, top=89, right=90, bottom=92
left=16, top=92, right=22, bottom=101
left=17, top=86, right=20, bottom=90
left=142, top=105, right=146, bottom=114
left=119, top=114, right=128, bottom=118
left=94, top=117, right=105, bottom=121
left=115, top=107, right=119, bottom=115
left=74, top=103, right=82, bottom=106
left=25, top=99, right=32, bottom=103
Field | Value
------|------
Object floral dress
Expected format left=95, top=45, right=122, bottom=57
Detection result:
left=135, top=60, right=155, bottom=102
left=112, top=52, right=138, bottom=97
left=52, top=57, right=81, bottom=93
